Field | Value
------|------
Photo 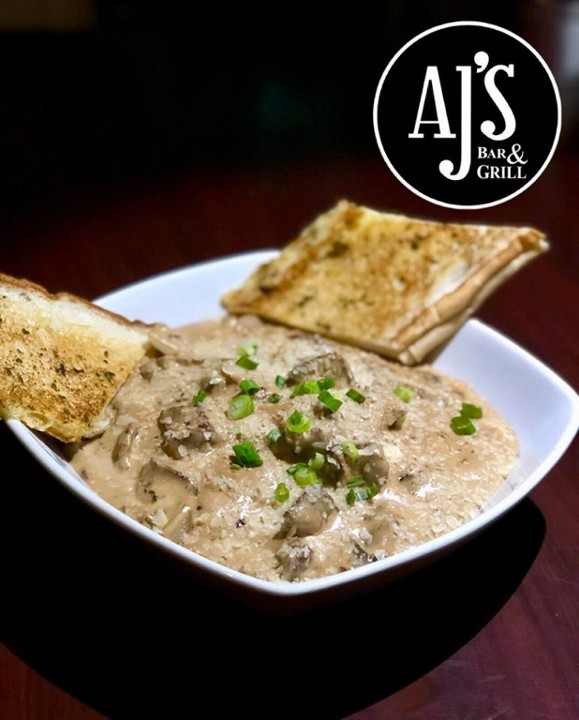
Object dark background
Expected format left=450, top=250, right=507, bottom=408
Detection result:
left=0, top=1, right=546, bottom=216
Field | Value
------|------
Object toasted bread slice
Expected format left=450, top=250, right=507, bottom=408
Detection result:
left=0, top=273, right=152, bottom=442
left=222, top=200, right=548, bottom=364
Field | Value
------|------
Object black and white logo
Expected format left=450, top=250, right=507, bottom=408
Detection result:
left=373, top=21, right=561, bottom=209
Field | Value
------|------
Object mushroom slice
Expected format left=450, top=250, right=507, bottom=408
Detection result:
left=112, top=422, right=143, bottom=469
left=287, top=351, right=352, bottom=386
left=276, top=539, right=312, bottom=581
left=149, top=324, right=194, bottom=355
left=351, top=543, right=377, bottom=567
left=163, top=505, right=194, bottom=544
left=158, top=404, right=218, bottom=458
left=136, top=458, right=198, bottom=519
left=383, top=398, right=407, bottom=430
left=358, top=443, right=390, bottom=485
left=278, top=486, right=337, bottom=538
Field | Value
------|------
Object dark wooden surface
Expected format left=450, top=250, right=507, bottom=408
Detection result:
left=0, top=148, right=577, bottom=720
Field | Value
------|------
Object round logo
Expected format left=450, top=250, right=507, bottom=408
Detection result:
left=373, top=21, right=561, bottom=209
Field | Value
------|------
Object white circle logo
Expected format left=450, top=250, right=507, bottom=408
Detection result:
left=373, top=22, right=561, bottom=209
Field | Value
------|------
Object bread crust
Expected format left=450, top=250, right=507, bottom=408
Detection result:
left=221, top=200, right=549, bottom=364
left=0, top=273, right=152, bottom=442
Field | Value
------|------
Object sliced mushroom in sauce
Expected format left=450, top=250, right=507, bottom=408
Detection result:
left=136, top=458, right=198, bottom=521
left=286, top=351, right=353, bottom=386
left=112, top=423, right=143, bottom=469
left=278, top=486, right=337, bottom=538
left=158, top=404, right=218, bottom=458
left=275, top=538, right=313, bottom=581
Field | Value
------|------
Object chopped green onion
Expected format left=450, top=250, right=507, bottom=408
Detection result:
left=237, top=340, right=258, bottom=357
left=227, top=393, right=254, bottom=420
left=290, top=379, right=320, bottom=398
left=287, top=462, right=321, bottom=487
left=450, top=415, right=476, bottom=435
left=267, top=393, right=281, bottom=404
left=275, top=374, right=287, bottom=388
left=293, top=466, right=320, bottom=486
left=346, top=388, right=366, bottom=404
left=346, top=483, right=379, bottom=504
left=192, top=390, right=208, bottom=404
left=285, top=410, right=313, bottom=434
left=346, top=475, right=365, bottom=488
left=236, top=355, right=259, bottom=370
left=274, top=482, right=290, bottom=503
left=266, top=427, right=283, bottom=443
left=342, top=441, right=359, bottom=463
left=308, top=452, right=325, bottom=471
left=239, top=378, right=260, bottom=396
left=393, top=384, right=414, bottom=402
left=235, top=340, right=259, bottom=370
left=450, top=402, right=483, bottom=435
left=231, top=440, right=263, bottom=468
left=287, top=462, right=308, bottom=475
left=318, top=389, right=342, bottom=413
left=345, top=489, right=357, bottom=505
left=460, top=402, right=483, bottom=419
left=290, top=377, right=336, bottom=398
left=317, top=377, right=336, bottom=390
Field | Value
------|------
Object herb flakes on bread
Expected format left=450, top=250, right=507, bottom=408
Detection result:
left=222, top=200, right=548, bottom=364
left=0, top=273, right=152, bottom=443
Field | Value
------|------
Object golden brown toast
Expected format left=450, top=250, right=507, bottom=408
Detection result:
left=0, top=273, right=152, bottom=442
left=221, top=200, right=548, bottom=364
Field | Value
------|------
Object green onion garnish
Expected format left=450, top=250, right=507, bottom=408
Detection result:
left=346, top=388, right=366, bottom=404
left=227, top=394, right=254, bottom=420
left=239, top=378, right=260, bottom=396
left=293, top=466, right=320, bottom=487
left=286, top=462, right=320, bottom=486
left=346, top=483, right=379, bottom=504
left=274, top=482, right=290, bottom=503
left=275, top=375, right=286, bottom=388
left=317, top=377, right=336, bottom=390
left=192, top=390, right=208, bottom=404
left=450, top=402, right=483, bottom=435
left=318, top=389, right=342, bottom=413
left=285, top=410, right=313, bottom=434
left=287, top=462, right=308, bottom=475
left=267, top=393, right=281, bottom=404
left=450, top=415, right=476, bottom=435
left=393, top=384, right=414, bottom=402
left=237, top=340, right=258, bottom=357
left=346, top=475, right=365, bottom=488
left=290, top=377, right=336, bottom=398
left=308, top=452, right=325, bottom=471
left=236, top=355, right=259, bottom=370
left=342, top=441, right=359, bottom=463
left=231, top=440, right=263, bottom=468
left=266, top=427, right=283, bottom=443
left=460, top=402, right=483, bottom=419
left=345, top=489, right=357, bottom=505
left=290, top=379, right=320, bottom=398
left=235, top=341, right=259, bottom=370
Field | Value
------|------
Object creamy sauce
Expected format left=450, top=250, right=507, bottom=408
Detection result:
left=70, top=315, right=519, bottom=582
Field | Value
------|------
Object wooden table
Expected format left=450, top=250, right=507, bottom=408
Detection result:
left=0, top=148, right=577, bottom=720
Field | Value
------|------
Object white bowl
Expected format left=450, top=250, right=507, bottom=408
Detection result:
left=8, top=251, right=579, bottom=608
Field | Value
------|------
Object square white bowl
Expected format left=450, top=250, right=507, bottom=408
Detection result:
left=7, top=251, right=579, bottom=607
